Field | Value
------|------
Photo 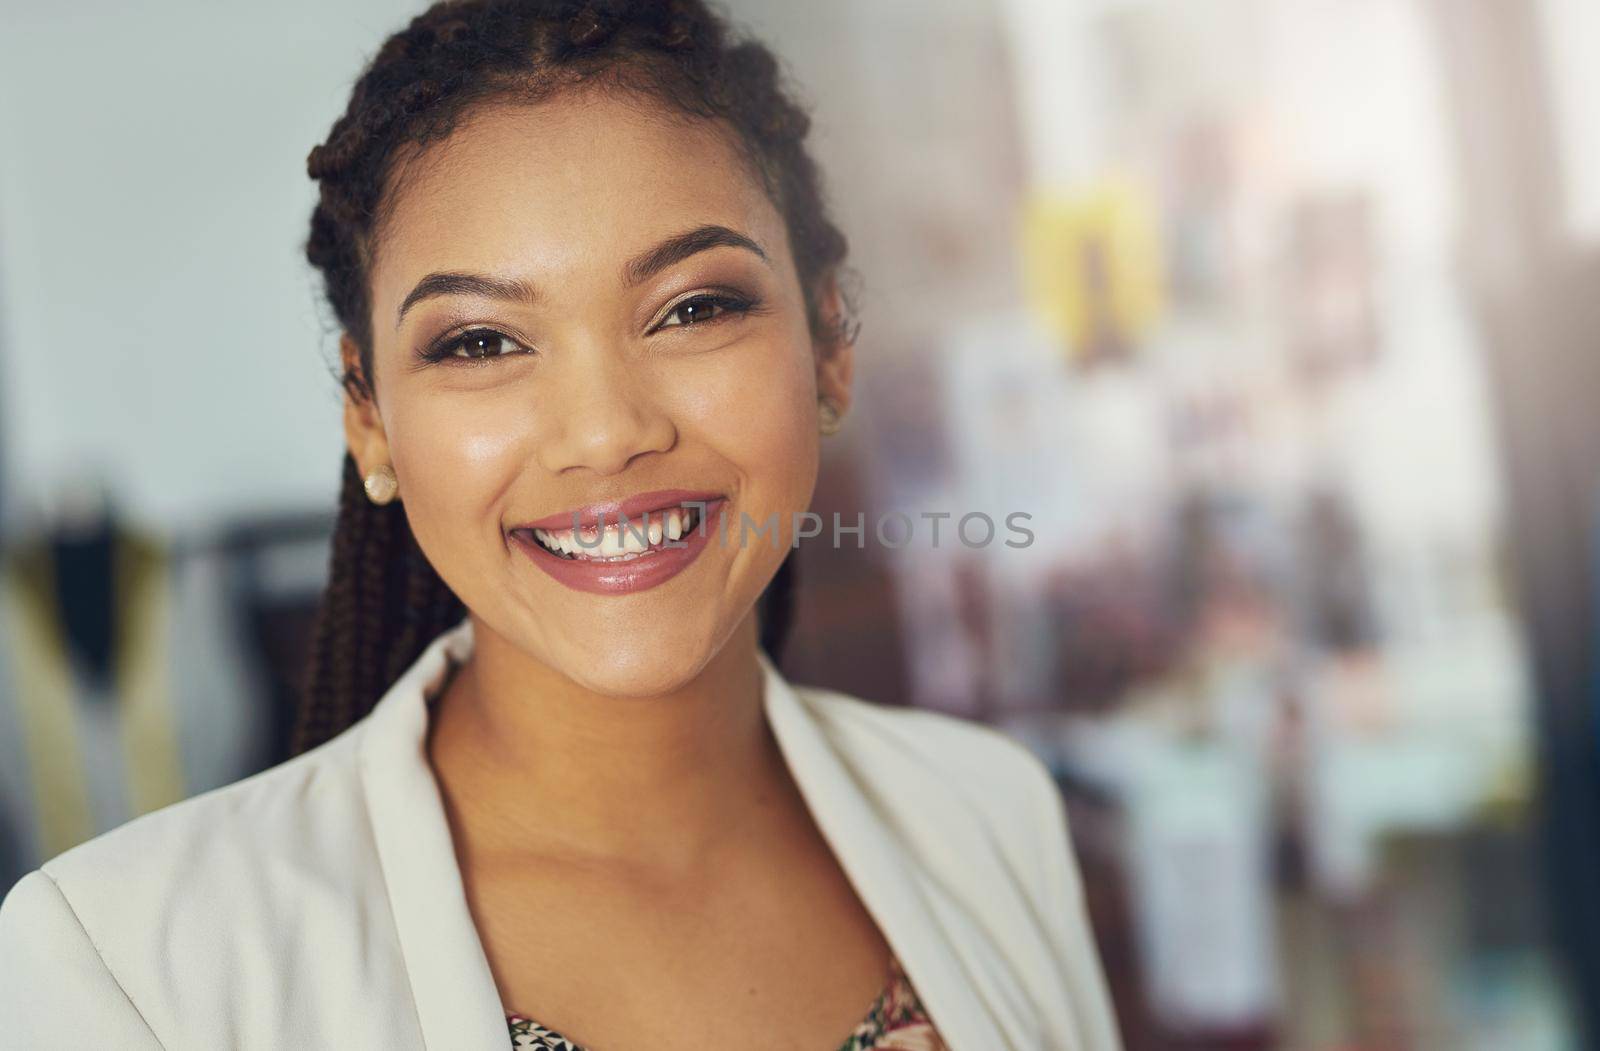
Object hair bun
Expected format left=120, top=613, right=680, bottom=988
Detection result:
left=568, top=9, right=615, bottom=48
left=306, top=143, right=331, bottom=180
left=661, top=15, right=692, bottom=49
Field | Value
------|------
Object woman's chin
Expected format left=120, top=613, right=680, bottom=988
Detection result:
left=561, top=663, right=710, bottom=699
left=549, top=624, right=729, bottom=698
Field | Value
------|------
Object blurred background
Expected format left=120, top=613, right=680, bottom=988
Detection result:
left=1, top=0, right=1597, bottom=1047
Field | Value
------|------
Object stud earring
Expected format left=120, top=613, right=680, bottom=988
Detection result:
left=363, top=464, right=399, bottom=505
left=818, top=396, right=844, bottom=436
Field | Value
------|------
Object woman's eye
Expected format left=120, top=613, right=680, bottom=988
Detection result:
left=658, top=293, right=750, bottom=329
left=427, top=328, right=527, bottom=363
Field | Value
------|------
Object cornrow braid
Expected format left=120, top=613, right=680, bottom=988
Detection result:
left=294, top=0, right=848, bottom=754
left=294, top=454, right=465, bottom=755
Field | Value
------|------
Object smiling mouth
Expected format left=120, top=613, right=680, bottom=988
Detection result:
left=512, top=502, right=709, bottom=562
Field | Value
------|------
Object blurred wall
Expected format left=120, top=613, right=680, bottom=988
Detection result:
left=0, top=0, right=418, bottom=533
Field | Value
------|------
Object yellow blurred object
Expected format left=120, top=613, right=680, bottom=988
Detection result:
left=3, top=534, right=184, bottom=860
left=1022, top=179, right=1165, bottom=364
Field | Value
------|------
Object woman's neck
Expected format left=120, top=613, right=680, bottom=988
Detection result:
left=425, top=610, right=789, bottom=875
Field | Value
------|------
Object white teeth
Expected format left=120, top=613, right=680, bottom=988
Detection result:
left=527, top=504, right=705, bottom=561
left=622, top=520, right=652, bottom=555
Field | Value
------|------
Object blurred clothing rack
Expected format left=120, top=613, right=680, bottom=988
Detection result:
left=0, top=506, right=336, bottom=894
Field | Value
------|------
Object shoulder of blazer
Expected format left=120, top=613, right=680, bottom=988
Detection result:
left=794, top=682, right=1061, bottom=809
left=34, top=720, right=371, bottom=898
left=786, top=683, right=1068, bottom=918
left=0, top=719, right=410, bottom=1045
left=787, top=684, right=1124, bottom=1051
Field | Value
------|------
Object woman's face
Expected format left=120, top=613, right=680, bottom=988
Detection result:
left=345, top=90, right=851, bottom=696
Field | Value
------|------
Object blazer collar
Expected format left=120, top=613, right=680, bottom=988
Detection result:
left=357, top=616, right=504, bottom=1048
left=356, top=615, right=1002, bottom=1051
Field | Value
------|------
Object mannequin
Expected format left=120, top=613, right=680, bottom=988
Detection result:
left=40, top=479, right=119, bottom=692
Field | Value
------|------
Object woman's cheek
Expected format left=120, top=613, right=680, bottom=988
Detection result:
left=745, top=353, right=823, bottom=501
left=389, top=395, right=533, bottom=550
left=677, top=341, right=818, bottom=480
left=456, top=414, right=529, bottom=475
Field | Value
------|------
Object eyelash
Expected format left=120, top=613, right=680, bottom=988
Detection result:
left=415, top=328, right=530, bottom=366
left=656, top=291, right=758, bottom=330
left=413, top=291, right=761, bottom=367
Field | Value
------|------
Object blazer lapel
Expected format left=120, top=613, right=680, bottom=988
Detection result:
left=358, top=617, right=509, bottom=1050
left=757, top=651, right=1021, bottom=1051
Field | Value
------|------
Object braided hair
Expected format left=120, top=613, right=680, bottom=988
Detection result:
left=294, top=0, right=855, bottom=755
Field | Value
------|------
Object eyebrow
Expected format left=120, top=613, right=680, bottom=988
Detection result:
left=394, top=223, right=769, bottom=330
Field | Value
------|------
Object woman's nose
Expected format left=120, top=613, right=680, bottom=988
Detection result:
left=536, top=348, right=675, bottom=476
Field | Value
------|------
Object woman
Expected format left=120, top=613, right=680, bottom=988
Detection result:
left=0, top=2, right=1120, bottom=1048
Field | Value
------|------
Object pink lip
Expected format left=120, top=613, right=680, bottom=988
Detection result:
left=514, top=488, right=724, bottom=532
left=510, top=497, right=726, bottom=596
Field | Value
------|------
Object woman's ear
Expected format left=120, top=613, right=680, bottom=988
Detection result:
left=339, top=332, right=392, bottom=476
left=813, top=270, right=855, bottom=415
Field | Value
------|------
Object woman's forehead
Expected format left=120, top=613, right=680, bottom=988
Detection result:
left=369, top=94, right=781, bottom=296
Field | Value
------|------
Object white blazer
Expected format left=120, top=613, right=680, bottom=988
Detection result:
left=0, top=615, right=1122, bottom=1050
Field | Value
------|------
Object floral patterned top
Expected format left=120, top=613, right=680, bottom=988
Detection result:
left=506, top=953, right=951, bottom=1050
